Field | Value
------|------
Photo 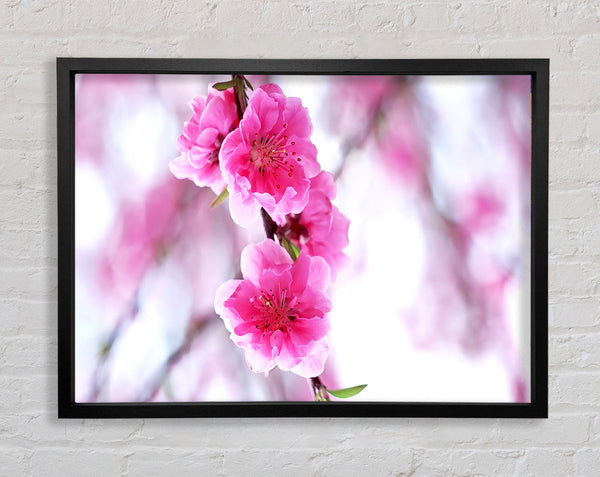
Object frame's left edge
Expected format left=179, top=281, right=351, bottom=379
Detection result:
left=57, top=58, right=76, bottom=418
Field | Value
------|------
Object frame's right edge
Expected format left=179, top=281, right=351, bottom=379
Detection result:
left=530, top=59, right=549, bottom=418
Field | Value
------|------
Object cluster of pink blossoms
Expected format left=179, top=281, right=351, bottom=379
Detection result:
left=170, top=80, right=349, bottom=378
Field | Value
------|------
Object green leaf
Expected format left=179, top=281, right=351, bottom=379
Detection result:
left=326, top=384, right=368, bottom=399
left=279, top=236, right=300, bottom=261
left=210, top=188, right=229, bottom=208
left=244, top=77, right=254, bottom=91
left=212, top=80, right=235, bottom=91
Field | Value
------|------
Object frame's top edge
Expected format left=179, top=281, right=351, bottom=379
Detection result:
left=56, top=58, right=549, bottom=76
left=55, top=58, right=551, bottom=64
left=55, top=57, right=551, bottom=60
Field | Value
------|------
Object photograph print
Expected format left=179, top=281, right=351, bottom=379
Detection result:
left=67, top=62, right=539, bottom=413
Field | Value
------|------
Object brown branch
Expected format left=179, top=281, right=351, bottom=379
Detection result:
left=310, top=376, right=330, bottom=401
left=332, top=78, right=406, bottom=181
left=232, top=74, right=248, bottom=118
left=138, top=316, right=214, bottom=402
left=86, top=297, right=139, bottom=402
left=261, top=207, right=278, bottom=240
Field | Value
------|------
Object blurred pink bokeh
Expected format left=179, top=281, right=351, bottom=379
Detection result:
left=75, top=73, right=531, bottom=403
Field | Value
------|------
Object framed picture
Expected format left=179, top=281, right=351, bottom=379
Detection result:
left=57, top=58, right=548, bottom=418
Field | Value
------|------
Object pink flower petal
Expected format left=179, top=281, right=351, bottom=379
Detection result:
left=169, top=153, right=195, bottom=179
left=228, top=179, right=262, bottom=227
left=289, top=252, right=311, bottom=295
left=214, top=279, right=243, bottom=332
left=244, top=342, right=275, bottom=374
left=291, top=340, right=329, bottom=378
left=240, top=239, right=291, bottom=285
left=283, top=96, right=312, bottom=138
left=246, top=88, right=280, bottom=132
left=275, top=336, right=303, bottom=371
left=289, top=317, right=330, bottom=347
left=307, top=255, right=331, bottom=293
left=200, top=90, right=238, bottom=134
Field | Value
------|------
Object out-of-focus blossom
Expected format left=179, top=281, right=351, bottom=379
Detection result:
left=215, top=239, right=331, bottom=378
left=324, top=76, right=396, bottom=140
left=100, top=177, right=184, bottom=309
left=456, top=188, right=504, bottom=234
left=169, top=87, right=238, bottom=194
left=103, top=260, right=193, bottom=401
left=219, top=84, right=320, bottom=227
left=75, top=74, right=151, bottom=165
left=280, top=171, right=350, bottom=281
left=378, top=94, right=428, bottom=189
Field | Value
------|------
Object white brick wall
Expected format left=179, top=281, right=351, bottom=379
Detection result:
left=0, top=0, right=598, bottom=475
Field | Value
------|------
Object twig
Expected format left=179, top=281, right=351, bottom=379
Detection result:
left=261, top=207, right=278, bottom=240
left=310, top=376, right=330, bottom=401
left=139, top=316, right=213, bottom=402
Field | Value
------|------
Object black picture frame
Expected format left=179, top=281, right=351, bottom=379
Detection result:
left=57, top=58, right=549, bottom=419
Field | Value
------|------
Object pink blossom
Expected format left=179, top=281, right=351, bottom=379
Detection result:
left=169, top=87, right=238, bottom=194
left=378, top=94, right=428, bottom=189
left=324, top=76, right=396, bottom=140
left=215, top=239, right=331, bottom=378
left=75, top=74, right=150, bottom=165
left=457, top=188, right=504, bottom=234
left=219, top=84, right=320, bottom=227
left=281, top=171, right=350, bottom=281
left=100, top=176, right=184, bottom=313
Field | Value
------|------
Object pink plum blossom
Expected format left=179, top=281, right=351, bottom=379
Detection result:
left=378, top=94, right=428, bottom=189
left=324, top=75, right=396, bottom=140
left=215, top=239, right=332, bottom=378
left=100, top=176, right=184, bottom=313
left=169, top=86, right=238, bottom=194
left=280, top=171, right=350, bottom=281
left=219, top=84, right=320, bottom=227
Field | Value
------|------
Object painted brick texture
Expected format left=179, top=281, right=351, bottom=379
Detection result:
left=0, top=0, right=599, bottom=475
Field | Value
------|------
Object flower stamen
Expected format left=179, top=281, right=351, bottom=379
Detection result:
left=250, top=133, right=295, bottom=180
left=251, top=287, right=296, bottom=333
